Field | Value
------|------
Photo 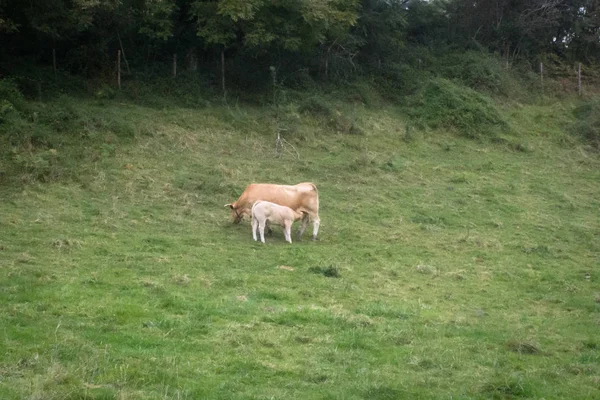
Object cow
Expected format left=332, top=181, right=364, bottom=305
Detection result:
left=225, top=182, right=320, bottom=240
left=251, top=201, right=305, bottom=243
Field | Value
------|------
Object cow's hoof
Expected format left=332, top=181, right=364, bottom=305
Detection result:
left=312, top=236, right=318, bottom=241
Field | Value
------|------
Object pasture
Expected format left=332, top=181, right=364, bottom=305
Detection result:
left=1, top=99, right=599, bottom=399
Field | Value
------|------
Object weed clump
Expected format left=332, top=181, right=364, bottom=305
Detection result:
left=308, top=265, right=341, bottom=278
left=416, top=264, right=437, bottom=275
left=297, top=96, right=363, bottom=135
left=506, top=340, right=541, bottom=355
left=481, top=375, right=534, bottom=398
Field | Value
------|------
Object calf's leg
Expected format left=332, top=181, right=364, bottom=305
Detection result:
left=252, top=216, right=258, bottom=241
left=284, top=220, right=293, bottom=244
left=258, top=221, right=266, bottom=243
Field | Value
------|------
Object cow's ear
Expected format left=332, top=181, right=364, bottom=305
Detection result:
left=224, top=203, right=234, bottom=209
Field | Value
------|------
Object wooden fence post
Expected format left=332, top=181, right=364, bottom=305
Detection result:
left=52, top=48, right=57, bottom=78
left=540, top=62, right=544, bottom=93
left=578, top=62, right=582, bottom=96
left=221, top=49, right=226, bottom=101
left=117, top=31, right=130, bottom=74
left=117, top=50, right=121, bottom=90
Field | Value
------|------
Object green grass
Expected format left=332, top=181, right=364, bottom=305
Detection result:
left=1, top=97, right=600, bottom=399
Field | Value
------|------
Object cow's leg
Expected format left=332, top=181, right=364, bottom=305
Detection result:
left=297, top=213, right=309, bottom=239
left=266, top=221, right=273, bottom=236
left=284, top=221, right=293, bottom=243
left=258, top=221, right=266, bottom=243
left=252, top=216, right=258, bottom=241
left=311, top=214, right=320, bottom=241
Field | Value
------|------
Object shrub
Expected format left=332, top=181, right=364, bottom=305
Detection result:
left=11, top=148, right=62, bottom=182
left=437, top=51, right=526, bottom=98
left=0, top=78, right=28, bottom=117
left=374, top=62, right=427, bottom=102
left=283, top=68, right=316, bottom=91
left=408, top=78, right=508, bottom=138
left=298, top=96, right=334, bottom=117
left=346, top=81, right=382, bottom=107
left=572, top=99, right=600, bottom=148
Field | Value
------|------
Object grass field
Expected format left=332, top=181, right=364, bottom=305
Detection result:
left=1, top=98, right=599, bottom=399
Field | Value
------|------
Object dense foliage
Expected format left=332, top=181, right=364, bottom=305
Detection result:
left=1, top=0, right=598, bottom=85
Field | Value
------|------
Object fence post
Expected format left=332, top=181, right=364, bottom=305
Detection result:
left=52, top=48, right=57, bottom=78
left=540, top=62, right=544, bottom=93
left=117, top=50, right=121, bottom=90
left=221, top=49, right=226, bottom=101
left=578, top=62, right=582, bottom=96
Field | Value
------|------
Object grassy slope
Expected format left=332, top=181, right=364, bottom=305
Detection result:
left=1, top=99, right=599, bottom=399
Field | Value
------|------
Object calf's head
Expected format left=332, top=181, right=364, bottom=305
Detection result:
left=295, top=210, right=308, bottom=221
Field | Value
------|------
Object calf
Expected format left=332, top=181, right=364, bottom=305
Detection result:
left=225, top=182, right=320, bottom=240
left=251, top=200, right=305, bottom=244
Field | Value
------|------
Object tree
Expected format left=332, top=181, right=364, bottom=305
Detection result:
left=441, top=0, right=600, bottom=62
left=190, top=0, right=360, bottom=90
left=553, top=1, right=600, bottom=62
left=355, top=0, right=408, bottom=66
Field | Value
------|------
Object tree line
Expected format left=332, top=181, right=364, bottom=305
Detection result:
left=1, top=0, right=598, bottom=88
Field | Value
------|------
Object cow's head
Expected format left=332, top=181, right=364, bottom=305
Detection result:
left=224, top=203, right=243, bottom=224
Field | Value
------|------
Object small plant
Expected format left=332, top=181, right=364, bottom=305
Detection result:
left=0, top=78, right=28, bottom=113
left=506, top=340, right=541, bottom=355
left=415, top=264, right=437, bottom=275
left=403, top=123, right=415, bottom=143
left=12, top=148, right=61, bottom=182
left=380, top=155, right=405, bottom=172
left=94, top=84, right=116, bottom=100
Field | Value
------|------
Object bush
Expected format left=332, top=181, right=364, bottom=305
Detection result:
left=283, top=68, right=317, bottom=91
left=437, top=51, right=526, bottom=98
left=346, top=81, right=382, bottom=107
left=0, top=78, right=28, bottom=118
left=408, top=78, right=508, bottom=137
left=572, top=99, right=600, bottom=148
left=298, top=96, right=334, bottom=117
left=374, top=62, right=427, bottom=102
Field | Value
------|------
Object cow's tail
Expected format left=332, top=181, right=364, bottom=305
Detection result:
left=308, top=183, right=319, bottom=213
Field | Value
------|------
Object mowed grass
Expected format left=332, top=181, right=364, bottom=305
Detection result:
left=1, top=99, right=599, bottom=399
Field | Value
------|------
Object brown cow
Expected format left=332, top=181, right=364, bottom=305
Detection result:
left=225, top=182, right=320, bottom=240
